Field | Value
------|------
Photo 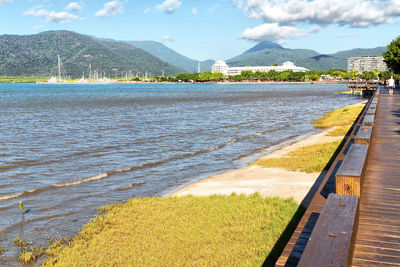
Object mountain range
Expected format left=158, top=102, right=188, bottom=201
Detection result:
left=0, top=31, right=388, bottom=78
left=124, top=40, right=214, bottom=73
left=226, top=41, right=386, bottom=70
left=0, top=31, right=183, bottom=78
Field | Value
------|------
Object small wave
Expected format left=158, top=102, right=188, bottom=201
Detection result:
left=0, top=188, right=46, bottom=201
left=0, top=126, right=286, bottom=201
left=115, top=181, right=147, bottom=191
left=0, top=165, right=18, bottom=170
left=53, top=173, right=108, bottom=187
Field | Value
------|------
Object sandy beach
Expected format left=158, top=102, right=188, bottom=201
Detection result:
left=172, top=101, right=366, bottom=204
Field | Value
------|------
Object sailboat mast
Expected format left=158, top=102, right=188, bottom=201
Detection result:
left=57, top=55, right=61, bottom=80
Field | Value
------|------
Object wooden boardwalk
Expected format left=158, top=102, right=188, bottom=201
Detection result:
left=276, top=87, right=400, bottom=266
left=352, top=88, right=400, bottom=266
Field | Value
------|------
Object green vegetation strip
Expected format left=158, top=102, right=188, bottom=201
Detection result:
left=44, top=194, right=298, bottom=266
left=0, top=77, right=46, bottom=83
left=326, top=125, right=352, bottom=137
left=252, top=139, right=342, bottom=173
left=312, top=105, right=363, bottom=129
left=253, top=104, right=363, bottom=172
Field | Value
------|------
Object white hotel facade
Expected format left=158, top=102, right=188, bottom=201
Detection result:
left=211, top=60, right=309, bottom=76
left=347, top=56, right=388, bottom=71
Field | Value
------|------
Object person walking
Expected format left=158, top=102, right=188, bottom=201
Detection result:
left=388, top=76, right=395, bottom=95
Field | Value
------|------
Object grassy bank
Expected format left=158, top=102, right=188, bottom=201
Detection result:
left=0, top=77, right=47, bottom=83
left=41, top=103, right=364, bottom=266
left=252, top=139, right=342, bottom=173
left=312, top=105, right=364, bottom=129
left=44, top=194, right=299, bottom=266
left=252, top=104, right=364, bottom=173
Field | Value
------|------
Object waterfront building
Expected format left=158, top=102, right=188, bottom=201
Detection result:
left=347, top=56, right=388, bottom=71
left=211, top=60, right=229, bottom=75
left=211, top=61, right=308, bottom=75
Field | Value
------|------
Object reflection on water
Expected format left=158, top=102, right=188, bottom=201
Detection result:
left=0, top=83, right=360, bottom=264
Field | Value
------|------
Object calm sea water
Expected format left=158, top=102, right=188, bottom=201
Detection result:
left=0, top=83, right=360, bottom=264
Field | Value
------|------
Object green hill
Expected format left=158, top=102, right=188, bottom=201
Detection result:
left=226, top=41, right=386, bottom=70
left=125, top=40, right=214, bottom=73
left=0, top=31, right=183, bottom=78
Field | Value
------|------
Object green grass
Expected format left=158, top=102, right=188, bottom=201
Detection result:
left=0, top=77, right=47, bottom=83
left=312, top=105, right=363, bottom=129
left=252, top=104, right=362, bottom=173
left=44, top=194, right=298, bottom=266
left=13, top=237, right=44, bottom=264
left=326, top=125, right=352, bottom=137
left=252, top=139, right=342, bottom=173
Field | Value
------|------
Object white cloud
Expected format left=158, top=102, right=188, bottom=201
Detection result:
left=160, top=35, right=174, bottom=42
left=386, top=0, right=400, bottom=16
left=242, top=0, right=399, bottom=28
left=143, top=6, right=151, bottom=14
left=24, top=8, right=82, bottom=23
left=66, top=2, right=82, bottom=12
left=192, top=8, right=198, bottom=15
left=309, top=26, right=321, bottom=33
left=0, top=0, right=12, bottom=4
left=239, top=23, right=311, bottom=42
left=95, top=1, right=123, bottom=17
left=156, top=0, right=181, bottom=14
left=337, top=32, right=357, bottom=38
left=208, top=4, right=220, bottom=14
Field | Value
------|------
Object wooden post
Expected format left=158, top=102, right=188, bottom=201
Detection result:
left=336, top=144, right=368, bottom=197
left=297, top=194, right=359, bottom=267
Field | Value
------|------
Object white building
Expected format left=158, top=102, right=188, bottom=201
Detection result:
left=211, top=60, right=229, bottom=75
left=211, top=61, right=308, bottom=76
left=347, top=56, right=388, bottom=71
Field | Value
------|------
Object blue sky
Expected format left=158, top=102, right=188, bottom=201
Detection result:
left=0, top=0, right=399, bottom=61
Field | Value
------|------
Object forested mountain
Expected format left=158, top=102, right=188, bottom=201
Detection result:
left=125, top=40, right=214, bottom=72
left=226, top=41, right=386, bottom=70
left=0, top=31, right=183, bottom=77
left=0, top=30, right=388, bottom=77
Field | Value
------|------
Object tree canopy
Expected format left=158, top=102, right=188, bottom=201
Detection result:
left=383, top=36, right=400, bottom=74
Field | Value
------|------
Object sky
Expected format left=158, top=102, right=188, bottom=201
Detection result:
left=0, top=0, right=399, bottom=61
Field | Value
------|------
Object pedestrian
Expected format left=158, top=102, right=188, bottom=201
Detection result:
left=388, top=76, right=395, bottom=95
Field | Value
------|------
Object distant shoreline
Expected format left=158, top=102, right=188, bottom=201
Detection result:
left=0, top=80, right=346, bottom=85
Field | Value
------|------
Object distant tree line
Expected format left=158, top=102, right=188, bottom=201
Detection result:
left=139, top=69, right=398, bottom=83
left=1, top=69, right=397, bottom=84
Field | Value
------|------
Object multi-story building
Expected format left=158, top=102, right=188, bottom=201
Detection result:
left=211, top=61, right=308, bottom=75
left=211, top=60, right=229, bottom=75
left=347, top=56, right=388, bottom=71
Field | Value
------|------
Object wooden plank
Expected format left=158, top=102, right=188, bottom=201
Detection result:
left=298, top=194, right=359, bottom=267
left=366, top=107, right=376, bottom=115
left=276, top=100, right=365, bottom=266
left=361, top=115, right=375, bottom=126
left=336, top=144, right=368, bottom=196
left=354, top=126, right=372, bottom=145
left=352, top=92, right=400, bottom=265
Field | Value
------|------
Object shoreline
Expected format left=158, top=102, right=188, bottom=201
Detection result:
left=171, top=100, right=366, bottom=204
left=0, top=80, right=346, bottom=85
left=171, top=128, right=337, bottom=204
